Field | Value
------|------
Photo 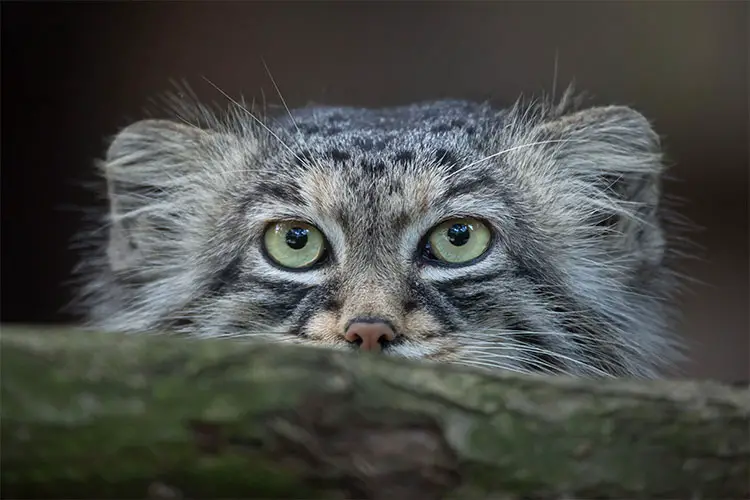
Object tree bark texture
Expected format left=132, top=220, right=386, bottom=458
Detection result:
left=1, top=325, right=748, bottom=499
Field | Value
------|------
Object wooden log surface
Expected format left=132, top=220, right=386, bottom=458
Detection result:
left=1, top=325, right=748, bottom=499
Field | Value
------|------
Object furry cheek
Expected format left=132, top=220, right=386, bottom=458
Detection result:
left=402, top=308, right=445, bottom=340
left=302, top=310, right=346, bottom=346
left=400, top=308, right=461, bottom=361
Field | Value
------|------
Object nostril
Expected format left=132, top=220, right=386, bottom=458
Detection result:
left=345, top=332, right=391, bottom=345
left=344, top=321, right=396, bottom=352
left=344, top=333, right=363, bottom=345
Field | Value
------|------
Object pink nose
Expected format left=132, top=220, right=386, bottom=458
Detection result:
left=344, top=321, right=396, bottom=352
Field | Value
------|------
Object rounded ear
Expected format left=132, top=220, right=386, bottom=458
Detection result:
left=102, top=119, right=216, bottom=272
left=105, top=119, right=213, bottom=180
left=537, top=105, right=663, bottom=174
left=535, top=105, right=667, bottom=266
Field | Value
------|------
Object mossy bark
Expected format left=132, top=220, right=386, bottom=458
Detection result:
left=1, top=325, right=748, bottom=499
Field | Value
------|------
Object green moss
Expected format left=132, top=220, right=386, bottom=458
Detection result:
left=2, top=326, right=748, bottom=499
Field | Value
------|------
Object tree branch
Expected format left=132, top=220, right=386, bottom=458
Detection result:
left=1, top=325, right=748, bottom=499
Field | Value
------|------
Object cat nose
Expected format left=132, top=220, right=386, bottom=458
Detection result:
left=344, top=320, right=396, bottom=352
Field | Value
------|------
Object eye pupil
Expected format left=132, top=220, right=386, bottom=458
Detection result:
left=446, top=223, right=470, bottom=246
left=285, top=227, right=309, bottom=249
left=422, top=217, right=490, bottom=265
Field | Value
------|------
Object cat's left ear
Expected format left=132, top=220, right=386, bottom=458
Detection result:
left=537, top=104, right=664, bottom=180
left=534, top=105, right=666, bottom=263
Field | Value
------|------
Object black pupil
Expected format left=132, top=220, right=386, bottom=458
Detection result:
left=447, top=223, right=470, bottom=246
left=285, top=228, right=309, bottom=250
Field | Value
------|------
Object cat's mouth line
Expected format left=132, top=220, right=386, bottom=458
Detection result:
left=289, top=329, right=450, bottom=359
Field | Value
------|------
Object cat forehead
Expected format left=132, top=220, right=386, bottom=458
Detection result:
left=235, top=100, right=513, bottom=225
left=267, top=99, right=499, bottom=158
left=281, top=99, right=495, bottom=132
left=236, top=105, right=517, bottom=235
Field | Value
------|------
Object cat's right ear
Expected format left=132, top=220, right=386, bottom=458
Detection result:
left=101, top=119, right=216, bottom=272
left=104, top=119, right=212, bottom=183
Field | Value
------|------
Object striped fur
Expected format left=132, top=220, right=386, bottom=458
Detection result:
left=71, top=88, right=685, bottom=377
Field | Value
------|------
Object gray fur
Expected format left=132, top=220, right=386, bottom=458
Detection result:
left=71, top=87, right=685, bottom=377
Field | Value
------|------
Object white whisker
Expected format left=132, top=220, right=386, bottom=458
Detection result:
left=200, top=75, right=303, bottom=162
left=446, top=138, right=581, bottom=179
left=460, top=344, right=613, bottom=377
left=458, top=329, right=638, bottom=351
left=551, top=48, right=560, bottom=105
left=262, top=58, right=301, bottom=137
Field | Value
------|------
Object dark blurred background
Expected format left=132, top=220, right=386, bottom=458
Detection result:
left=2, top=2, right=747, bottom=381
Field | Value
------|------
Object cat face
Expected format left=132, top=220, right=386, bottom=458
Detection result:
left=74, top=93, right=682, bottom=377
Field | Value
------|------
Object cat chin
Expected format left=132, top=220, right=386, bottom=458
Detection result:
left=381, top=342, right=451, bottom=361
left=294, top=336, right=447, bottom=361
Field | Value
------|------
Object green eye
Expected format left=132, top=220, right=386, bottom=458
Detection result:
left=426, top=218, right=491, bottom=264
left=264, top=221, right=327, bottom=269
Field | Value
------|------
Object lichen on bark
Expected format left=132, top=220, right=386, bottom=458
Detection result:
left=1, top=325, right=748, bottom=499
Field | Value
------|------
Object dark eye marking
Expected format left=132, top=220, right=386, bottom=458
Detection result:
left=285, top=281, right=338, bottom=336
left=207, top=255, right=243, bottom=295
left=408, top=279, right=462, bottom=333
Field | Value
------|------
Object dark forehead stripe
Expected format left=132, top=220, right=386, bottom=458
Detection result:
left=444, top=174, right=499, bottom=199
left=261, top=102, right=500, bottom=205
left=394, top=150, right=414, bottom=164
left=249, top=180, right=304, bottom=206
left=435, top=148, right=458, bottom=167
left=326, top=149, right=351, bottom=162
left=293, top=150, right=315, bottom=168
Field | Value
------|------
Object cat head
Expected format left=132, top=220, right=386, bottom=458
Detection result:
left=74, top=89, right=682, bottom=377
